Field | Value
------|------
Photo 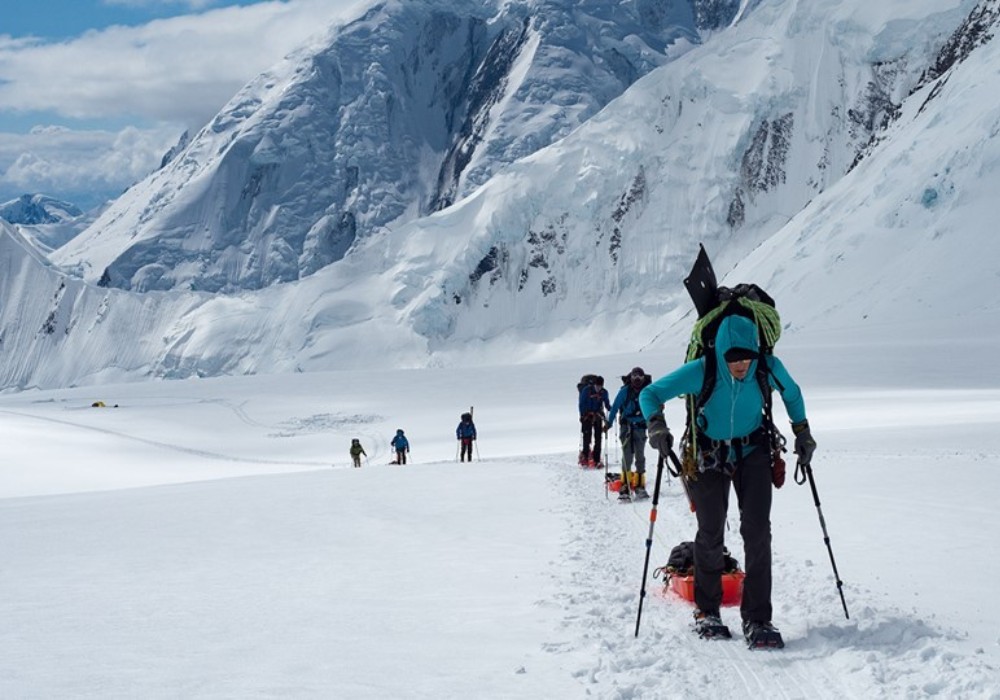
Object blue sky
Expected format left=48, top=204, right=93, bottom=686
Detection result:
left=0, top=0, right=364, bottom=210
left=5, top=0, right=248, bottom=40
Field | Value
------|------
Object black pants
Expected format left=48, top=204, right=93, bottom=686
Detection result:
left=395, top=449, right=407, bottom=465
left=687, top=446, right=772, bottom=622
left=581, top=414, right=604, bottom=462
left=460, top=439, right=473, bottom=462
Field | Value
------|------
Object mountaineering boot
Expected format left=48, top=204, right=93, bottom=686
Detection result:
left=632, top=485, right=649, bottom=500
left=743, top=620, right=784, bottom=649
left=693, top=610, right=732, bottom=640
left=618, top=471, right=632, bottom=500
left=578, top=451, right=589, bottom=466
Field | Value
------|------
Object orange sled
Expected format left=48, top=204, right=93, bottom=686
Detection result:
left=654, top=541, right=746, bottom=607
left=606, top=472, right=639, bottom=492
left=666, top=570, right=746, bottom=607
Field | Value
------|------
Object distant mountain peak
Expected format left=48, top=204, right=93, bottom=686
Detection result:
left=0, top=194, right=83, bottom=225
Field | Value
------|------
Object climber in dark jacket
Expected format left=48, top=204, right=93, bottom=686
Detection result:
left=390, top=429, right=410, bottom=464
left=456, top=412, right=477, bottom=462
left=578, top=375, right=610, bottom=467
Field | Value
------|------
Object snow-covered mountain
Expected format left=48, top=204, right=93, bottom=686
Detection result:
left=0, top=194, right=82, bottom=226
left=2, top=0, right=999, bottom=391
left=0, top=193, right=95, bottom=255
left=52, top=0, right=711, bottom=293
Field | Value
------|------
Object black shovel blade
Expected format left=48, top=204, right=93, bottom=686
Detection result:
left=683, top=244, right=719, bottom=318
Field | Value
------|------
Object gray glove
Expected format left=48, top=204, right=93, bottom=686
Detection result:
left=647, top=414, right=673, bottom=455
left=792, top=420, right=816, bottom=465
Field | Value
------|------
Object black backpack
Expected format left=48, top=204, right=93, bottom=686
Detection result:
left=577, top=374, right=597, bottom=392
left=662, top=541, right=741, bottom=576
left=576, top=374, right=601, bottom=392
left=577, top=375, right=606, bottom=409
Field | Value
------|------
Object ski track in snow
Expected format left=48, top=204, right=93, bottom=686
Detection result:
left=0, top=402, right=397, bottom=467
left=0, top=406, right=331, bottom=467
left=536, top=455, right=999, bottom=699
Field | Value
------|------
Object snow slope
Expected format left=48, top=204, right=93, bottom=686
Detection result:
left=1, top=349, right=998, bottom=698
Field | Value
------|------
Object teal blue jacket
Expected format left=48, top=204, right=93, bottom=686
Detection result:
left=639, top=316, right=806, bottom=440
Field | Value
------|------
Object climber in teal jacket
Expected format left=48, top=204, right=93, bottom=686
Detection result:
left=639, top=315, right=806, bottom=443
left=637, top=314, right=816, bottom=646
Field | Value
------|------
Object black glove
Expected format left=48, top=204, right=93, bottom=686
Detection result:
left=792, top=420, right=816, bottom=465
left=647, top=414, right=673, bottom=455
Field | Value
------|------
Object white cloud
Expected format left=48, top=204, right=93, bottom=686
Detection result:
left=0, top=0, right=366, bottom=129
left=0, top=0, right=367, bottom=205
left=0, top=124, right=180, bottom=207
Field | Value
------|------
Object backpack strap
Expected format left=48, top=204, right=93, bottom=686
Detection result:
left=756, top=358, right=787, bottom=464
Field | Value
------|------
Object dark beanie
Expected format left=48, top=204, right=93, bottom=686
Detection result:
left=724, top=347, right=758, bottom=363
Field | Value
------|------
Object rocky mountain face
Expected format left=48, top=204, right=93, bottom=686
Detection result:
left=690, top=0, right=746, bottom=30
left=52, top=0, right=703, bottom=293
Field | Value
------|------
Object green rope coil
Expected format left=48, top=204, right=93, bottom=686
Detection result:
left=736, top=297, right=781, bottom=350
left=685, top=302, right=730, bottom=362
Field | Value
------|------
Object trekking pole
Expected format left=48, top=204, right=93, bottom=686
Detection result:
left=795, top=459, right=850, bottom=619
left=604, top=444, right=610, bottom=500
left=634, top=446, right=669, bottom=637
left=603, top=422, right=609, bottom=468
